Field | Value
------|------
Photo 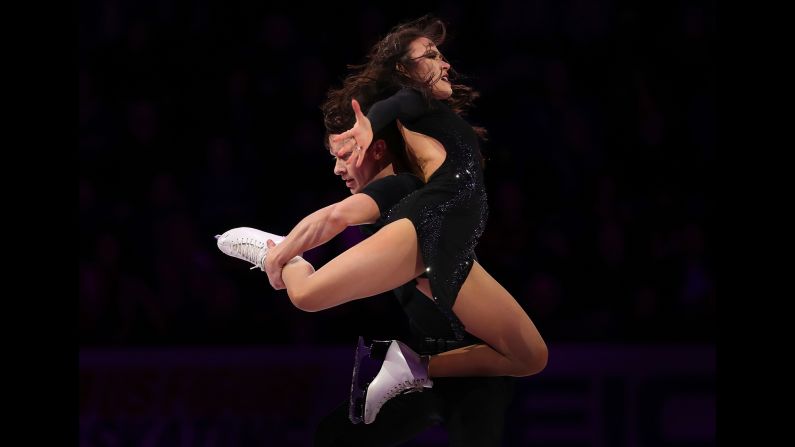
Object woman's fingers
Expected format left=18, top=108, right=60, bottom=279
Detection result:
left=355, top=145, right=368, bottom=167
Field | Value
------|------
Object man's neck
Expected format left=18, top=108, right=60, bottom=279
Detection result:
left=371, top=164, right=396, bottom=182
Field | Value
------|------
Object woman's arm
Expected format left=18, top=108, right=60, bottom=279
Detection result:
left=366, top=88, right=428, bottom=133
left=333, top=89, right=428, bottom=167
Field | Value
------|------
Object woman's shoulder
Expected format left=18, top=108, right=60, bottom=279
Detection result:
left=390, top=87, right=424, bottom=102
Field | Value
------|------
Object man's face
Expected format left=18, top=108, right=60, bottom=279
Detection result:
left=328, top=134, right=380, bottom=194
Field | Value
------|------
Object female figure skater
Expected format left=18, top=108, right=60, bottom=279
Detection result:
left=217, top=15, right=547, bottom=426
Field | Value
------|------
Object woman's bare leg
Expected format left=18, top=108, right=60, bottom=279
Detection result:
left=280, top=220, right=547, bottom=378
left=416, top=262, right=548, bottom=377
left=281, top=218, right=425, bottom=311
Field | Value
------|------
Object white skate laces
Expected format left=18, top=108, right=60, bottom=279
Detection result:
left=215, top=227, right=286, bottom=271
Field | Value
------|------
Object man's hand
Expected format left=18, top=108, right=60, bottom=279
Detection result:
left=264, top=239, right=286, bottom=290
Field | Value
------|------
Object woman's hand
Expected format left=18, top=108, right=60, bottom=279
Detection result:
left=331, top=99, right=373, bottom=168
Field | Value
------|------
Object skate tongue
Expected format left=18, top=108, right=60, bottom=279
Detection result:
left=214, top=235, right=221, bottom=240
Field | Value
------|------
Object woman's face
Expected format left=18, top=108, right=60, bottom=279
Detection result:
left=406, top=37, right=452, bottom=99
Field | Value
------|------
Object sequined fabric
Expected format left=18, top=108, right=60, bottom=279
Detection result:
left=384, top=100, right=488, bottom=340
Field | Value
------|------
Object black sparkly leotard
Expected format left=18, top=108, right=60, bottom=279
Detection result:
left=366, top=88, right=488, bottom=340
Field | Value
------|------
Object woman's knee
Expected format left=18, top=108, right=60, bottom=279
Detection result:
left=288, top=282, right=323, bottom=312
left=514, top=339, right=548, bottom=376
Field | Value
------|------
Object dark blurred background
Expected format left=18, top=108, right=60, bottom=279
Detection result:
left=79, top=1, right=715, bottom=445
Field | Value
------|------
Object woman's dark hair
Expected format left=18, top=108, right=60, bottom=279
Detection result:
left=323, top=15, right=487, bottom=141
